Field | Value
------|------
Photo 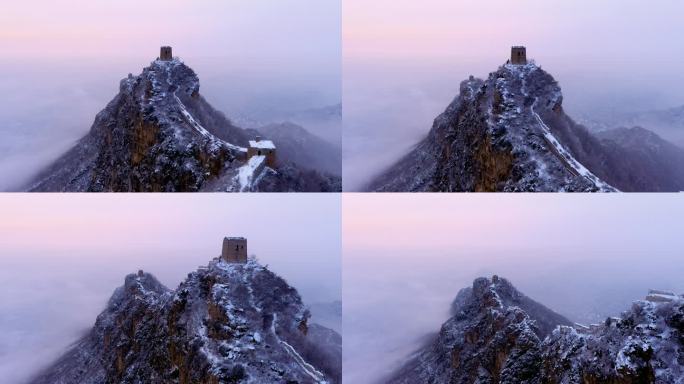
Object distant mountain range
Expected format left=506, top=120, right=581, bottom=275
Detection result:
left=232, top=103, right=342, bottom=148
left=30, top=258, right=341, bottom=384
left=582, top=105, right=684, bottom=149
left=595, top=126, right=684, bottom=191
left=388, top=276, right=684, bottom=383
left=25, top=57, right=340, bottom=192
left=368, top=61, right=684, bottom=192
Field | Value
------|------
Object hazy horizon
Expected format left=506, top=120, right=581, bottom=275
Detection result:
left=343, top=0, right=684, bottom=190
left=0, top=0, right=341, bottom=191
left=0, top=194, right=341, bottom=384
left=343, top=194, right=684, bottom=384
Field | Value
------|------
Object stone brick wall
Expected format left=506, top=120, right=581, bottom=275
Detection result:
left=247, top=147, right=277, bottom=168
left=222, top=237, right=247, bottom=263
left=511, top=46, right=527, bottom=65
left=160, top=46, right=173, bottom=61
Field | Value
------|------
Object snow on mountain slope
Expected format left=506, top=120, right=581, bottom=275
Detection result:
left=26, top=59, right=238, bottom=192
left=29, top=258, right=341, bottom=384
left=368, top=62, right=618, bottom=192
left=533, top=102, right=611, bottom=189
left=236, top=155, right=267, bottom=192
left=388, top=276, right=572, bottom=384
left=173, top=91, right=245, bottom=154
left=388, top=276, right=684, bottom=383
left=24, top=57, right=340, bottom=192
left=542, top=290, right=684, bottom=383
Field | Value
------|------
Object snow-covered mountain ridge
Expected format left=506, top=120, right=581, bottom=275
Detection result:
left=29, top=258, right=341, bottom=384
left=26, top=57, right=340, bottom=192
left=388, top=276, right=684, bottom=383
left=368, top=60, right=684, bottom=192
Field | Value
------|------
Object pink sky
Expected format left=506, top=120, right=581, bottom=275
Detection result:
left=0, top=0, right=340, bottom=60
left=342, top=0, right=684, bottom=190
left=344, top=0, right=683, bottom=63
left=0, top=193, right=341, bottom=384
left=0, top=194, right=341, bottom=297
left=0, top=0, right=341, bottom=191
left=343, top=193, right=684, bottom=384
left=343, top=193, right=683, bottom=257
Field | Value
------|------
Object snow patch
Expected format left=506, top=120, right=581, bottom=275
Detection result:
left=248, top=140, right=275, bottom=150
left=235, top=155, right=266, bottom=192
left=531, top=99, right=615, bottom=191
left=271, top=313, right=328, bottom=383
left=280, top=340, right=328, bottom=384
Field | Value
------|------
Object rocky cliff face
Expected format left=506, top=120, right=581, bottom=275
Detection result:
left=388, top=277, right=684, bottom=384
left=30, top=259, right=341, bottom=384
left=368, top=62, right=682, bottom=192
left=27, top=58, right=340, bottom=192
left=541, top=290, right=684, bottom=383
left=388, top=276, right=573, bottom=384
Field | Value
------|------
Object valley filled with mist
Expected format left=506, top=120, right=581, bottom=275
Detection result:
left=0, top=0, right=341, bottom=191
left=0, top=194, right=341, bottom=384
left=343, top=0, right=684, bottom=191
left=343, top=194, right=684, bottom=383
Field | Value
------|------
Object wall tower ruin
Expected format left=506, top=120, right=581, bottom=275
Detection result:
left=160, top=46, right=173, bottom=61
left=247, top=136, right=277, bottom=168
left=222, top=237, right=247, bottom=263
left=511, top=46, right=527, bottom=65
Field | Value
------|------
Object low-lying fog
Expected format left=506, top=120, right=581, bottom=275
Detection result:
left=0, top=57, right=340, bottom=191
left=343, top=194, right=684, bottom=384
left=0, top=0, right=341, bottom=191
left=0, top=194, right=341, bottom=384
left=343, top=0, right=684, bottom=190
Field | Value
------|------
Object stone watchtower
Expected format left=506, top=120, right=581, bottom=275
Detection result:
left=160, top=46, right=173, bottom=61
left=511, top=46, right=527, bottom=65
left=222, top=237, right=247, bottom=263
left=247, top=136, right=277, bottom=168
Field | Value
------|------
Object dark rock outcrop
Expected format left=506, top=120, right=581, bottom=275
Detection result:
left=369, top=61, right=684, bottom=192
left=30, top=260, right=341, bottom=384
left=27, top=58, right=340, bottom=192
left=388, top=276, right=572, bottom=384
left=541, top=290, right=684, bottom=383
left=388, top=277, right=684, bottom=384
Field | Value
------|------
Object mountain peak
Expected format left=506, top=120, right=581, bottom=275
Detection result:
left=451, top=276, right=572, bottom=337
left=470, top=275, right=522, bottom=309
left=31, top=253, right=341, bottom=384
left=390, top=276, right=568, bottom=384
left=147, top=58, right=199, bottom=97
left=119, top=56, right=201, bottom=113
left=26, top=48, right=341, bottom=192
left=369, top=52, right=618, bottom=192
left=390, top=277, right=684, bottom=383
left=122, top=269, right=168, bottom=295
